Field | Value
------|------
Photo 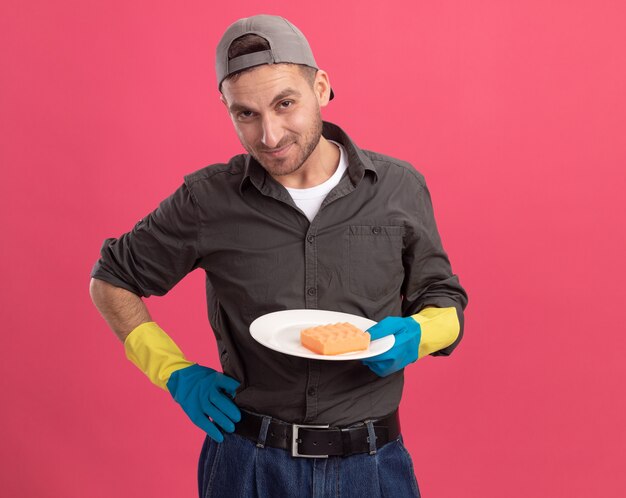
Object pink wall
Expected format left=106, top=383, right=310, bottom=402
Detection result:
left=2, top=1, right=625, bottom=497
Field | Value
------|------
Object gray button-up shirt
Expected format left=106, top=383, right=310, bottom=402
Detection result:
left=91, top=121, right=468, bottom=426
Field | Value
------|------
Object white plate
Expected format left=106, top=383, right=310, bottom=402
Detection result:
left=249, top=309, right=394, bottom=360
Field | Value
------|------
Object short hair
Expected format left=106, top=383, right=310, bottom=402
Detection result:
left=223, top=34, right=317, bottom=87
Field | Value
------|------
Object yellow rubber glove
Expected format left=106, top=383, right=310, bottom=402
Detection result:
left=363, top=307, right=460, bottom=377
left=123, top=322, right=241, bottom=442
left=124, top=321, right=194, bottom=390
left=412, top=306, right=460, bottom=359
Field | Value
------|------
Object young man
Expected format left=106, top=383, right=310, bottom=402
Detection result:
left=90, top=14, right=468, bottom=497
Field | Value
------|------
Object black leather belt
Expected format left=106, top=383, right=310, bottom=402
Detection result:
left=234, top=410, right=401, bottom=458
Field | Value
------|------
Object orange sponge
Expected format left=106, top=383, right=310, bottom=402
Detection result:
left=300, top=322, right=371, bottom=355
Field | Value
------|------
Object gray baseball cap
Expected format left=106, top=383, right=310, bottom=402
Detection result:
left=216, top=15, right=334, bottom=99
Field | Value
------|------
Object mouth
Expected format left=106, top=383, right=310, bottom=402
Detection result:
left=260, top=143, right=294, bottom=158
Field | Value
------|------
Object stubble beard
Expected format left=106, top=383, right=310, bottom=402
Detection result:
left=248, top=111, right=324, bottom=177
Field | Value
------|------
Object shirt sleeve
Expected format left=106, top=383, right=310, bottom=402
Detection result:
left=90, top=182, right=201, bottom=297
left=401, top=173, right=468, bottom=356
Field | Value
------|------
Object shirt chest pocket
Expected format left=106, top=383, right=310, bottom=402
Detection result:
left=348, top=225, right=405, bottom=300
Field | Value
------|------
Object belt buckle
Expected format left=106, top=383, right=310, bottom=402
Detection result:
left=291, top=423, right=330, bottom=458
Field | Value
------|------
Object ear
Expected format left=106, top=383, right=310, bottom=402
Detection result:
left=220, top=93, right=229, bottom=108
left=313, top=70, right=332, bottom=107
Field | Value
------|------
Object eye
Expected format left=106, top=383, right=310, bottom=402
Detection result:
left=237, top=110, right=256, bottom=120
left=278, top=100, right=294, bottom=110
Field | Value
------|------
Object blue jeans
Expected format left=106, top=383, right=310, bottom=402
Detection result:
left=197, top=432, right=421, bottom=498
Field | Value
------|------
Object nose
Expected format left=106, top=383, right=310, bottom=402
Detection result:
left=260, top=115, right=282, bottom=149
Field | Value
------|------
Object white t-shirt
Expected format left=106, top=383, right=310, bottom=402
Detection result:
left=285, top=141, right=347, bottom=222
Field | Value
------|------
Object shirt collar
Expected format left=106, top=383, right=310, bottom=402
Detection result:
left=239, top=121, right=378, bottom=194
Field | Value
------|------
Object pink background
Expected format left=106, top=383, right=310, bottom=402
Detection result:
left=1, top=1, right=625, bottom=497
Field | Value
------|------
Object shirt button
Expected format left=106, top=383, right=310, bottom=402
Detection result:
left=307, top=235, right=315, bottom=243
left=372, top=226, right=381, bottom=234
left=307, top=288, right=317, bottom=296
left=307, top=388, right=317, bottom=396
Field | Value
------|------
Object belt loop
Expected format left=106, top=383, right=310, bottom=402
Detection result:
left=365, top=420, right=377, bottom=455
left=256, top=415, right=272, bottom=448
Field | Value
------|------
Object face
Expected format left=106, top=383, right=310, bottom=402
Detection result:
left=221, top=64, right=331, bottom=179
